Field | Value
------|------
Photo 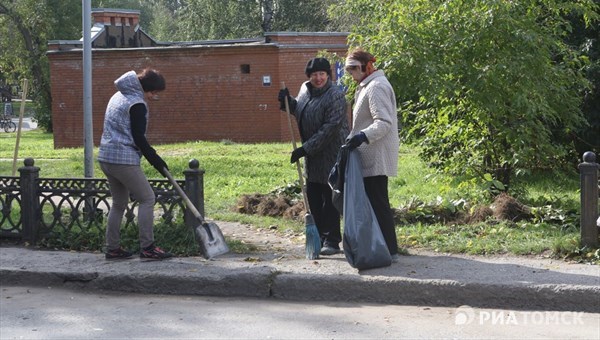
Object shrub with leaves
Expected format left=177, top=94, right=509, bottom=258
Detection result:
left=333, top=0, right=599, bottom=190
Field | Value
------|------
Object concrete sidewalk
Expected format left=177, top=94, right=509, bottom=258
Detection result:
left=1, top=221, right=598, bottom=313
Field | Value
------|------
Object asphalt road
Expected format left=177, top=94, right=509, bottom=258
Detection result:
left=1, top=285, right=598, bottom=339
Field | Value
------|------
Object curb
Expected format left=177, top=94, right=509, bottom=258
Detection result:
left=271, top=274, right=600, bottom=312
left=2, top=267, right=598, bottom=313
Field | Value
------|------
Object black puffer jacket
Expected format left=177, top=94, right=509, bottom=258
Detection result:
left=288, top=79, right=349, bottom=184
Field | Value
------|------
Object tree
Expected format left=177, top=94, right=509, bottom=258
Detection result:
left=565, top=0, right=600, bottom=158
left=177, top=0, right=263, bottom=40
left=145, top=0, right=179, bottom=42
left=0, top=0, right=344, bottom=133
left=0, top=0, right=81, bottom=131
left=271, top=0, right=339, bottom=32
left=175, top=0, right=341, bottom=40
left=333, top=0, right=599, bottom=191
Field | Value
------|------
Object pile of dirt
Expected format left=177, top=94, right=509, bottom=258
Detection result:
left=456, top=194, right=531, bottom=224
left=490, top=192, right=531, bottom=222
left=467, top=205, right=494, bottom=224
left=235, top=193, right=305, bottom=220
left=236, top=192, right=532, bottom=225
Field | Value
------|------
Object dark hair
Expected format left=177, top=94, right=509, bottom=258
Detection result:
left=347, top=48, right=376, bottom=70
left=137, top=68, right=166, bottom=92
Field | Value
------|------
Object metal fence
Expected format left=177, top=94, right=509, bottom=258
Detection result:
left=3, top=154, right=597, bottom=248
left=0, top=158, right=204, bottom=245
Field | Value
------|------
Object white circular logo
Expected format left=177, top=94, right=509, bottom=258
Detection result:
left=454, top=305, right=475, bottom=325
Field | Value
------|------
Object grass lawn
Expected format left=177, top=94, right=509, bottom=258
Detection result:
left=0, top=129, right=596, bottom=262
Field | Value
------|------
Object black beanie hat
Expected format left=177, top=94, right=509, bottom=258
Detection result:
left=305, top=57, right=331, bottom=78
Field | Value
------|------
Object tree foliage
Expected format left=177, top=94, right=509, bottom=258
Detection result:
left=0, top=0, right=342, bottom=132
left=175, top=0, right=340, bottom=40
left=333, top=0, right=599, bottom=191
left=0, top=0, right=81, bottom=131
left=92, top=0, right=342, bottom=41
left=270, top=0, right=339, bottom=32
left=565, top=1, right=600, bottom=157
left=177, top=0, right=263, bottom=40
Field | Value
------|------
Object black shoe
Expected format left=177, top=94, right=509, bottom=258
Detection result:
left=105, top=247, right=134, bottom=260
left=140, top=244, right=172, bottom=260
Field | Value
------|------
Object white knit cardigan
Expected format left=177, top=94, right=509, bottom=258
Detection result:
left=349, top=70, right=399, bottom=177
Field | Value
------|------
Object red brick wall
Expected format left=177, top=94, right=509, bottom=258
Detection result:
left=48, top=34, right=348, bottom=148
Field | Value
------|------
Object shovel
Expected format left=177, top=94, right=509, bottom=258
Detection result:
left=163, top=168, right=229, bottom=259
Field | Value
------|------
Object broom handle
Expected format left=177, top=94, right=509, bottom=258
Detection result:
left=281, top=82, right=310, bottom=213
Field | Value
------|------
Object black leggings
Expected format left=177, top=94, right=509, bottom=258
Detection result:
left=363, top=176, right=398, bottom=255
left=306, top=181, right=342, bottom=248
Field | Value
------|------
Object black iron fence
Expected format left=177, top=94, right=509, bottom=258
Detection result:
left=2, top=154, right=598, bottom=248
left=0, top=158, right=204, bottom=245
left=578, top=151, right=599, bottom=248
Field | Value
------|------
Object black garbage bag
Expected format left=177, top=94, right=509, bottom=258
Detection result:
left=342, top=150, right=392, bottom=270
left=327, top=145, right=349, bottom=215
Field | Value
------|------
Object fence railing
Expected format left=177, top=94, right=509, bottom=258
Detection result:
left=0, top=158, right=204, bottom=245
left=3, top=154, right=598, bottom=248
left=578, top=151, right=599, bottom=248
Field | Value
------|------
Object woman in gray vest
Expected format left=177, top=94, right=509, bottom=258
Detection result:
left=278, top=58, right=350, bottom=255
left=98, top=68, right=172, bottom=261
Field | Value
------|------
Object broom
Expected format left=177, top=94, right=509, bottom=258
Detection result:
left=281, top=82, right=321, bottom=260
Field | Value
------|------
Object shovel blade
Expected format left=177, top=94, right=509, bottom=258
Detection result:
left=195, top=221, right=229, bottom=259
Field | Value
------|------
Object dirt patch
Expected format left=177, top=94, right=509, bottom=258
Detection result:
left=217, top=220, right=305, bottom=259
left=235, top=193, right=304, bottom=220
left=231, top=193, right=308, bottom=259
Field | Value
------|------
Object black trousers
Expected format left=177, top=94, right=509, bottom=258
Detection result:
left=306, top=181, right=341, bottom=248
left=363, top=175, right=398, bottom=255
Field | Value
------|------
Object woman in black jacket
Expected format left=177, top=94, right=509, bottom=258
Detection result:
left=278, top=58, right=349, bottom=255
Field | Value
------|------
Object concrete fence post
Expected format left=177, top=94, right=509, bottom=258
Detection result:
left=183, top=159, right=205, bottom=229
left=18, top=158, right=40, bottom=244
left=578, top=151, right=599, bottom=248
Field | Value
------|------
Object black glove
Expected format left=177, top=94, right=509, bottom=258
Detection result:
left=278, top=88, right=291, bottom=111
left=346, top=132, right=368, bottom=150
left=290, top=146, right=307, bottom=163
left=146, top=152, right=169, bottom=177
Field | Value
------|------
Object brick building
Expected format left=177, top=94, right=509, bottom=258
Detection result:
left=47, top=8, right=349, bottom=148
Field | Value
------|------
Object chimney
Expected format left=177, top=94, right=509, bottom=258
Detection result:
left=91, top=8, right=140, bottom=27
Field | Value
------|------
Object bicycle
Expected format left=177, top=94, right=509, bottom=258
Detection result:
left=0, top=115, right=16, bottom=132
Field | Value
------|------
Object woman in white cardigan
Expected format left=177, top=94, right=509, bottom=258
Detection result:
left=344, top=48, right=400, bottom=262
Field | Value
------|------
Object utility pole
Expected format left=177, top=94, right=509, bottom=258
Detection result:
left=83, top=0, right=93, bottom=178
